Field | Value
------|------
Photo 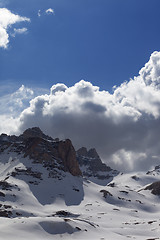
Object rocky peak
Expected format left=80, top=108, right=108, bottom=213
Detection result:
left=77, top=147, right=99, bottom=159
left=0, top=127, right=82, bottom=177
left=87, top=148, right=99, bottom=158
left=77, top=147, right=117, bottom=180
left=21, top=127, right=52, bottom=141
left=76, top=147, right=88, bottom=157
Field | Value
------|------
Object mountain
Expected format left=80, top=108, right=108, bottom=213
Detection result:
left=77, top=147, right=117, bottom=184
left=0, top=127, right=160, bottom=240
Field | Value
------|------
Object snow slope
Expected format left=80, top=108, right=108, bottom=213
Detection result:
left=0, top=152, right=160, bottom=240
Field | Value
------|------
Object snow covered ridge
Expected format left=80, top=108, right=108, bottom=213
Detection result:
left=0, top=127, right=115, bottom=178
left=1, top=127, right=160, bottom=239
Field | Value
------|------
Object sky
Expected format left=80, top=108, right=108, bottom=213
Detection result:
left=1, top=0, right=160, bottom=172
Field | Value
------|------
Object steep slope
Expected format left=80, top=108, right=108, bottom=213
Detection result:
left=77, top=147, right=118, bottom=185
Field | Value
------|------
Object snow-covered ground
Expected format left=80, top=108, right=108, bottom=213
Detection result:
left=0, top=152, right=160, bottom=240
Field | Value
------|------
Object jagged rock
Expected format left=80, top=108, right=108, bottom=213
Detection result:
left=77, top=147, right=99, bottom=159
left=58, top=139, right=82, bottom=176
left=100, top=190, right=113, bottom=198
left=0, top=192, right=5, bottom=197
left=144, top=181, right=160, bottom=195
left=146, top=165, right=160, bottom=176
left=0, top=181, right=12, bottom=191
left=76, top=147, right=88, bottom=157
left=77, top=147, right=115, bottom=179
left=23, top=137, right=56, bottom=162
left=0, top=127, right=82, bottom=177
left=23, top=137, right=82, bottom=176
left=21, top=127, right=52, bottom=141
left=0, top=210, right=12, bottom=218
left=87, top=148, right=100, bottom=159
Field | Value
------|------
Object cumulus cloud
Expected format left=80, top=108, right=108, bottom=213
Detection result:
left=45, top=8, right=55, bottom=15
left=2, top=51, right=160, bottom=172
left=0, top=8, right=30, bottom=48
left=139, top=51, right=160, bottom=89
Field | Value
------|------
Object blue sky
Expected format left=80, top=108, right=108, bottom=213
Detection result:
left=1, top=0, right=160, bottom=92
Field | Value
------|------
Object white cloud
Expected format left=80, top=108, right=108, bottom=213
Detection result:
left=12, top=27, right=28, bottom=36
left=0, top=25, right=9, bottom=48
left=38, top=8, right=55, bottom=18
left=2, top=51, right=160, bottom=172
left=0, top=8, right=30, bottom=48
left=38, top=10, right=41, bottom=17
left=45, top=8, right=55, bottom=15
left=0, top=85, right=34, bottom=125
left=0, top=115, right=20, bottom=136
left=139, top=51, right=160, bottom=89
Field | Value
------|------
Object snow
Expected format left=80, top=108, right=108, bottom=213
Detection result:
left=0, top=152, right=160, bottom=239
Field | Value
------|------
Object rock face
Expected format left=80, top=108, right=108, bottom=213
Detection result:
left=21, top=127, right=53, bottom=141
left=0, top=127, right=82, bottom=177
left=58, top=139, right=82, bottom=176
left=144, top=181, right=160, bottom=195
left=77, top=147, right=118, bottom=180
left=146, top=165, right=160, bottom=176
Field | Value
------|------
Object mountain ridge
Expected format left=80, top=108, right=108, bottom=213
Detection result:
left=0, top=127, right=160, bottom=239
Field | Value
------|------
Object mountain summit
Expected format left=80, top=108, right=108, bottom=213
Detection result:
left=0, top=127, right=82, bottom=177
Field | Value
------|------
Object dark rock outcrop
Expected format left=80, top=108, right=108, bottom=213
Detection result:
left=58, top=139, right=82, bottom=176
left=144, top=181, right=160, bottom=195
left=77, top=147, right=117, bottom=180
left=21, top=127, right=53, bottom=141
left=100, top=189, right=113, bottom=198
left=0, top=127, right=82, bottom=177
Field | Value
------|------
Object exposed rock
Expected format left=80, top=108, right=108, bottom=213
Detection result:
left=77, top=147, right=111, bottom=172
left=0, top=127, right=82, bottom=177
left=55, top=210, right=71, bottom=216
left=58, top=139, right=82, bottom=176
left=144, top=181, right=160, bottom=195
left=77, top=147, right=88, bottom=157
left=23, top=137, right=81, bottom=176
left=0, top=181, right=12, bottom=191
left=100, top=190, right=113, bottom=198
left=87, top=148, right=100, bottom=159
left=131, top=175, right=140, bottom=181
left=146, top=165, right=160, bottom=176
left=21, top=127, right=53, bottom=141
left=77, top=147, right=117, bottom=179
left=0, top=192, right=5, bottom=197
left=77, top=147, right=99, bottom=159
left=12, top=167, right=42, bottom=180
left=0, top=210, right=12, bottom=218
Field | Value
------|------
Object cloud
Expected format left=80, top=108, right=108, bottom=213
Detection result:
left=38, top=10, right=41, bottom=17
left=0, top=85, right=34, bottom=116
left=37, top=8, right=55, bottom=18
left=2, top=51, right=160, bottom=172
left=45, top=8, right=55, bottom=15
left=0, top=115, right=20, bottom=136
left=0, top=85, right=34, bottom=134
left=139, top=51, right=160, bottom=89
left=12, top=27, right=28, bottom=37
left=0, top=25, right=9, bottom=48
left=0, top=8, right=30, bottom=48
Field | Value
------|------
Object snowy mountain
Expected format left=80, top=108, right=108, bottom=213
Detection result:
left=0, top=127, right=160, bottom=240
